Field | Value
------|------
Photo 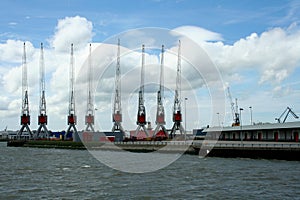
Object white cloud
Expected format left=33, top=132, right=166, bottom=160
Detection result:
left=202, top=27, right=300, bottom=85
left=173, top=26, right=223, bottom=43
left=49, top=16, right=93, bottom=52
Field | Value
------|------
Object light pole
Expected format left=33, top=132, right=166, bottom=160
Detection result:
left=249, top=106, right=253, bottom=125
left=184, top=97, right=188, bottom=141
left=240, top=108, right=243, bottom=141
left=94, top=108, right=98, bottom=131
left=217, top=112, right=220, bottom=127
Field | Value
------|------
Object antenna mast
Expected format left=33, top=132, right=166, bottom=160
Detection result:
left=37, top=43, right=49, bottom=138
left=154, top=45, right=167, bottom=138
left=85, top=44, right=95, bottom=132
left=112, top=39, right=125, bottom=134
left=66, top=44, right=78, bottom=140
left=170, top=40, right=184, bottom=138
left=17, top=42, right=33, bottom=138
left=135, top=45, right=149, bottom=138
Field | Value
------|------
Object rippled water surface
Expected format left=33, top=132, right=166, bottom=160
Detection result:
left=0, top=142, right=299, bottom=199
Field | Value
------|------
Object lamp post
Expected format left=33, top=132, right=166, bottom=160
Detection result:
left=240, top=108, right=244, bottom=141
left=184, top=97, right=188, bottom=141
left=249, top=106, right=253, bottom=125
left=94, top=108, right=98, bottom=131
left=217, top=112, right=220, bottom=127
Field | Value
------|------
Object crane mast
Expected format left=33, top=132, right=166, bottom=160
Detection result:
left=170, top=40, right=184, bottom=138
left=17, top=43, right=33, bottom=138
left=154, top=45, right=167, bottom=138
left=85, top=44, right=95, bottom=132
left=135, top=44, right=149, bottom=137
left=112, top=39, right=124, bottom=134
left=37, top=43, right=49, bottom=138
left=227, top=87, right=240, bottom=126
left=66, top=44, right=77, bottom=139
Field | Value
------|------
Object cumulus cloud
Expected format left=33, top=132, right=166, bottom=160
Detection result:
left=49, top=16, right=93, bottom=52
left=202, top=27, right=300, bottom=85
left=174, top=25, right=300, bottom=86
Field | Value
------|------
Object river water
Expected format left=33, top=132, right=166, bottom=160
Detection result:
left=0, top=142, right=299, bottom=199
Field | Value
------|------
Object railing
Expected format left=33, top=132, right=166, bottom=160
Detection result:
left=197, top=140, right=300, bottom=149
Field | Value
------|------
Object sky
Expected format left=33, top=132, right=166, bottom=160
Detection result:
left=1, top=0, right=300, bottom=131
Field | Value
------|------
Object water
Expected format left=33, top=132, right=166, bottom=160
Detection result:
left=0, top=142, right=299, bottom=199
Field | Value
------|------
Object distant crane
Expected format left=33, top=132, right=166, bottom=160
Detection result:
left=85, top=44, right=95, bottom=132
left=37, top=43, right=49, bottom=138
left=112, top=39, right=125, bottom=134
left=17, top=42, right=33, bottom=138
left=66, top=44, right=77, bottom=139
left=227, top=87, right=240, bottom=126
left=275, top=107, right=299, bottom=123
left=135, top=45, right=149, bottom=137
left=154, top=45, right=168, bottom=138
left=170, top=40, right=185, bottom=138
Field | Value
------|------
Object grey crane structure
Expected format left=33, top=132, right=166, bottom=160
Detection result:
left=17, top=43, right=33, bottom=139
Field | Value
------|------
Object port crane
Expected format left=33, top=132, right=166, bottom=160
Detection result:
left=170, top=41, right=185, bottom=138
left=37, top=43, right=49, bottom=138
left=154, top=45, right=168, bottom=138
left=227, top=87, right=240, bottom=126
left=66, top=44, right=77, bottom=139
left=135, top=45, right=149, bottom=137
left=112, top=39, right=125, bottom=134
left=85, top=44, right=95, bottom=132
left=276, top=107, right=299, bottom=123
left=17, top=43, right=33, bottom=139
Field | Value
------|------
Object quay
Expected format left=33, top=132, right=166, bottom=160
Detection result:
left=7, top=139, right=300, bottom=160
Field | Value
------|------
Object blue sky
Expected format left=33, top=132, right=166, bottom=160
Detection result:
left=1, top=0, right=300, bottom=131
left=1, top=0, right=297, bottom=45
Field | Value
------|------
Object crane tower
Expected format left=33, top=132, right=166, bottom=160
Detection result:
left=66, top=44, right=77, bottom=139
left=227, top=87, right=240, bottom=126
left=37, top=43, right=49, bottom=138
left=17, top=42, right=33, bottom=138
left=170, top=41, right=184, bottom=138
left=154, top=45, right=168, bottom=138
left=135, top=45, right=149, bottom=137
left=85, top=44, right=95, bottom=132
left=112, top=39, right=125, bottom=134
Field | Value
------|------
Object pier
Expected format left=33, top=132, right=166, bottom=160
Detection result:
left=7, top=139, right=300, bottom=160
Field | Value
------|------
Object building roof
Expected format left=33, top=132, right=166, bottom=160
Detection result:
left=204, top=121, right=300, bottom=132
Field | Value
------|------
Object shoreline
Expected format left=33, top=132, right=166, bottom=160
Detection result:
left=6, top=140, right=300, bottom=161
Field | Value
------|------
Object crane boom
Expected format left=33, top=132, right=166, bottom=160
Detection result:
left=37, top=43, right=49, bottom=138
left=67, top=43, right=77, bottom=140
left=170, top=40, right=184, bottom=138
left=154, top=45, right=167, bottom=138
left=69, top=44, right=75, bottom=116
left=85, top=44, right=95, bottom=132
left=39, top=43, right=46, bottom=116
left=276, top=107, right=299, bottom=123
left=135, top=44, right=149, bottom=138
left=137, top=44, right=146, bottom=125
left=112, top=39, right=124, bottom=133
left=226, top=87, right=240, bottom=126
left=18, top=42, right=32, bottom=138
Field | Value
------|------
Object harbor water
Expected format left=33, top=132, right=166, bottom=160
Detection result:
left=0, top=142, right=299, bottom=199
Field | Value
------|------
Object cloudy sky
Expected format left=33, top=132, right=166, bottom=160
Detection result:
left=1, top=0, right=300, bottom=131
